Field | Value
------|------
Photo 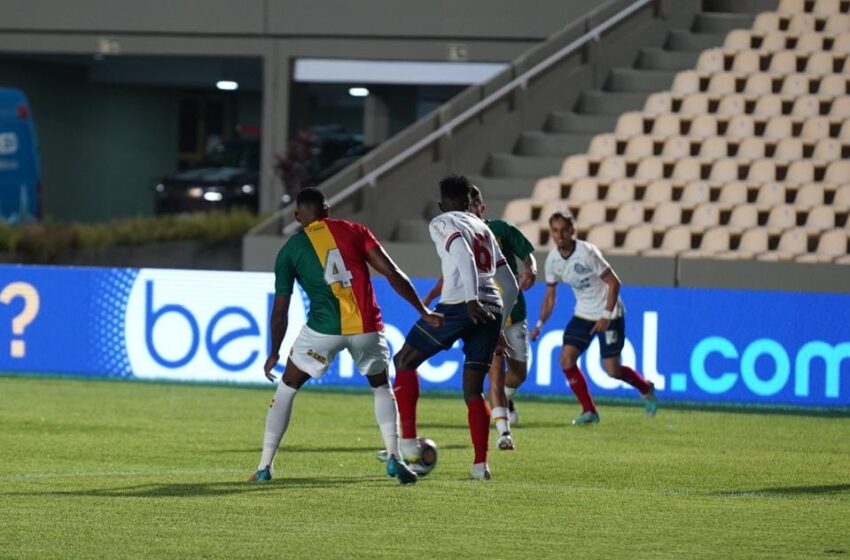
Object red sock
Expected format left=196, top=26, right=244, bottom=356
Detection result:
left=466, top=396, right=490, bottom=464
left=563, top=366, right=596, bottom=413
left=619, top=366, right=651, bottom=394
left=393, top=369, right=419, bottom=439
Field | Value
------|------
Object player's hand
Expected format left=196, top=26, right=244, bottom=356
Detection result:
left=529, top=326, right=541, bottom=342
left=518, top=271, right=536, bottom=291
left=466, top=300, right=495, bottom=324
left=495, top=331, right=513, bottom=357
left=420, top=310, right=444, bottom=328
left=263, top=354, right=280, bottom=382
left=590, top=318, right=610, bottom=335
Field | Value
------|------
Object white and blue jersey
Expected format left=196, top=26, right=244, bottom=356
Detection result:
left=544, top=239, right=624, bottom=321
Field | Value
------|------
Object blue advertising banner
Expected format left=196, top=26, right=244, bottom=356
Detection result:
left=0, top=264, right=848, bottom=408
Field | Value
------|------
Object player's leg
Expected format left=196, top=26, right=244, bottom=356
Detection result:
left=392, top=303, right=466, bottom=460
left=487, top=355, right=513, bottom=450
left=561, top=317, right=599, bottom=425
left=599, top=318, right=657, bottom=416
left=461, top=309, right=502, bottom=479
left=350, top=331, right=417, bottom=484
left=251, top=327, right=339, bottom=481
left=503, top=320, right=529, bottom=425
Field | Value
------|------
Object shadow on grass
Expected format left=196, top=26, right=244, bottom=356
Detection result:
left=718, top=484, right=850, bottom=497
left=3, top=477, right=388, bottom=498
left=213, top=443, right=467, bottom=454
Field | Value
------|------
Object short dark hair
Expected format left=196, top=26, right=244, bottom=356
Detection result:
left=297, top=187, right=327, bottom=209
left=549, top=211, right=575, bottom=227
left=439, top=174, right=472, bottom=205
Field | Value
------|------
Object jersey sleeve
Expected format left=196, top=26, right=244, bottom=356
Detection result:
left=429, top=216, right=461, bottom=252
left=505, top=222, right=535, bottom=259
left=544, top=251, right=558, bottom=284
left=587, top=243, right=613, bottom=277
left=491, top=230, right=508, bottom=269
left=357, top=223, right=381, bottom=253
left=274, top=244, right=296, bottom=296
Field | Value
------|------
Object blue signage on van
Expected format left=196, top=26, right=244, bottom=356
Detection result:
left=0, top=88, right=41, bottom=222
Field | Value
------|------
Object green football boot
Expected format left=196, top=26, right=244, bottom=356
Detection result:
left=643, top=382, right=658, bottom=417
left=571, top=411, right=600, bottom=425
left=249, top=466, right=272, bottom=482
left=386, top=455, right=418, bottom=485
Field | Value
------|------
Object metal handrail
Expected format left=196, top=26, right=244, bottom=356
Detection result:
left=273, top=0, right=653, bottom=235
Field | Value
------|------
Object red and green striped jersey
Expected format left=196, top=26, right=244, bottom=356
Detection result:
left=275, top=218, right=384, bottom=335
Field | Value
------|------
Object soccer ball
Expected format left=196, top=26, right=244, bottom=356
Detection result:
left=410, top=437, right=438, bottom=476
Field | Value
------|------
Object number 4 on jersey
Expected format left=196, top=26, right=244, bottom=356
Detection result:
left=324, top=248, right=353, bottom=288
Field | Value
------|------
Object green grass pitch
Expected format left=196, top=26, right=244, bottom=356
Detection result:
left=1, top=376, right=849, bottom=559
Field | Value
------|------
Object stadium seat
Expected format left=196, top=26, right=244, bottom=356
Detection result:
left=829, top=97, right=850, bottom=118
left=560, top=155, right=591, bottom=181
left=662, top=136, right=692, bottom=158
left=762, top=31, right=793, bottom=52
left=621, top=224, right=654, bottom=253
left=841, top=120, right=850, bottom=140
left=825, top=14, right=850, bottom=33
left=644, top=92, right=673, bottom=114
left=725, top=30, right=755, bottom=50
left=794, top=183, right=826, bottom=208
left=651, top=201, right=683, bottom=228
left=689, top=203, right=722, bottom=232
left=717, top=94, right=747, bottom=117
left=643, top=180, right=675, bottom=206
left=733, top=51, right=763, bottom=73
left=769, top=51, right=799, bottom=74
left=758, top=227, right=810, bottom=260
left=797, top=32, right=828, bottom=52
left=820, top=74, right=849, bottom=95
left=681, top=93, right=711, bottom=116
left=708, top=72, right=739, bottom=95
left=789, top=13, right=818, bottom=32
left=614, top=202, right=645, bottom=227
left=672, top=157, right=703, bottom=182
left=709, top=158, right=740, bottom=183
left=625, top=136, right=655, bottom=158
left=724, top=227, right=770, bottom=259
left=777, top=0, right=806, bottom=13
left=576, top=201, right=607, bottom=227
left=699, top=136, right=729, bottom=159
left=835, top=33, right=850, bottom=54
left=802, top=205, right=837, bottom=232
left=754, top=12, right=783, bottom=32
left=605, top=179, right=636, bottom=203
left=813, top=139, right=842, bottom=160
left=774, top=137, right=805, bottom=161
left=503, top=199, right=538, bottom=224
left=697, top=49, right=725, bottom=72
left=568, top=178, right=601, bottom=202
left=587, top=134, right=618, bottom=157
left=643, top=225, right=692, bottom=257
left=672, top=71, right=702, bottom=94
left=800, top=116, right=831, bottom=140
left=726, top=115, right=757, bottom=139
left=680, top=181, right=712, bottom=207
left=718, top=182, right=750, bottom=207
left=812, top=0, right=842, bottom=15
left=727, top=204, right=760, bottom=233
left=781, top=73, right=814, bottom=96
left=532, top=176, right=561, bottom=200
left=753, top=95, right=784, bottom=117
left=755, top=183, right=787, bottom=207
left=786, top=160, right=817, bottom=184
left=745, top=73, right=776, bottom=95
left=791, top=95, right=821, bottom=117
left=518, top=222, right=545, bottom=248
left=764, top=116, right=795, bottom=139
left=598, top=156, right=628, bottom=180
left=681, top=226, right=731, bottom=258
left=616, top=112, right=645, bottom=136
left=690, top=115, right=719, bottom=138
left=796, top=229, right=848, bottom=262
left=737, top=137, right=768, bottom=160
left=654, top=114, right=683, bottom=137
left=586, top=223, right=617, bottom=250
left=833, top=184, right=850, bottom=205
left=825, top=160, right=850, bottom=183
left=806, top=52, right=840, bottom=75
left=635, top=157, right=664, bottom=181
left=765, top=204, right=798, bottom=234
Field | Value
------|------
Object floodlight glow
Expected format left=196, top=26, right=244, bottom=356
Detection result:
left=216, top=80, right=239, bottom=91
left=348, top=87, right=369, bottom=97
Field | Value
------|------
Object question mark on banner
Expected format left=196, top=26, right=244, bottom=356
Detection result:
left=0, top=282, right=40, bottom=358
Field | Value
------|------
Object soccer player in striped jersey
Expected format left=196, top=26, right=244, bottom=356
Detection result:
left=423, top=185, right=537, bottom=451
left=250, top=187, right=443, bottom=484
left=392, top=175, right=519, bottom=480
left=529, top=212, right=657, bottom=425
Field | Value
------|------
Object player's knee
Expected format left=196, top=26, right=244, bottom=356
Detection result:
left=559, top=355, right=577, bottom=371
left=603, top=360, right=622, bottom=379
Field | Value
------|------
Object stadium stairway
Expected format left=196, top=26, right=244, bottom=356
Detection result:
left=397, top=3, right=765, bottom=238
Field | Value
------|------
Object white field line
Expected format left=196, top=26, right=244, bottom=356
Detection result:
left=0, top=467, right=244, bottom=481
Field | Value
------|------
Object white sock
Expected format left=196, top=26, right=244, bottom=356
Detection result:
left=372, top=383, right=400, bottom=459
left=492, top=406, right=510, bottom=435
left=505, top=387, right=517, bottom=399
left=399, top=438, right=420, bottom=461
left=258, top=382, right=298, bottom=470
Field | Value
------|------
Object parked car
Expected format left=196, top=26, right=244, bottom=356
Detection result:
left=154, top=137, right=259, bottom=214
left=0, top=88, right=42, bottom=222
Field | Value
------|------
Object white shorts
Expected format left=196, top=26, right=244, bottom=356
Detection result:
left=504, top=320, right=529, bottom=363
left=289, top=325, right=390, bottom=378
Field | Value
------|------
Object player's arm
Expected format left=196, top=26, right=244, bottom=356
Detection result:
left=423, top=276, right=443, bottom=307
left=590, top=267, right=622, bottom=335
left=507, top=222, right=538, bottom=291
left=264, top=294, right=290, bottom=381
left=365, top=244, right=443, bottom=328
left=493, top=244, right=518, bottom=328
left=529, top=283, right=557, bottom=342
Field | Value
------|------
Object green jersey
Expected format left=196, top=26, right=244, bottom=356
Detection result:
left=487, top=219, right=535, bottom=324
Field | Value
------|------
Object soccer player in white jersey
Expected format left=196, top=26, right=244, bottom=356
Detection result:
left=529, top=212, right=657, bottom=424
left=392, top=174, right=518, bottom=480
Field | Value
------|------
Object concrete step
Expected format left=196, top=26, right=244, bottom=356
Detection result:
left=693, top=11, right=755, bottom=34
left=666, top=30, right=727, bottom=52
left=578, top=90, right=648, bottom=115
left=485, top=153, right=563, bottom=178
left=546, top=111, right=618, bottom=134
left=516, top=131, right=594, bottom=157
left=467, top=175, right=537, bottom=199
left=703, top=0, right=779, bottom=14
left=637, top=47, right=700, bottom=71
left=606, top=68, right=677, bottom=93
